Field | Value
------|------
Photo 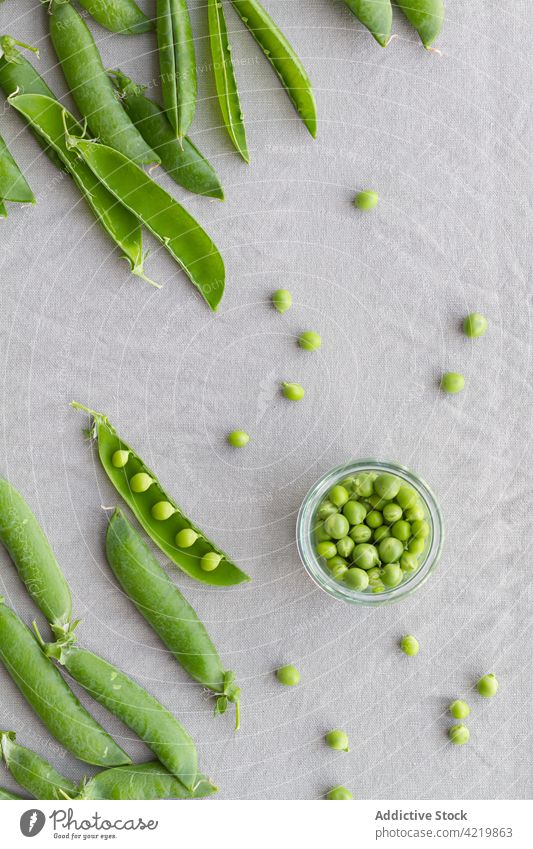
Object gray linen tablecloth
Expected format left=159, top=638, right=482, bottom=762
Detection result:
left=0, top=0, right=531, bottom=799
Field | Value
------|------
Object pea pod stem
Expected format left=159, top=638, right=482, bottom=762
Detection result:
left=156, top=0, right=197, bottom=139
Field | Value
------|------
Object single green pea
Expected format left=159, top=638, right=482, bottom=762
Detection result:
left=374, top=473, right=401, bottom=500
left=329, top=485, right=350, bottom=508
left=325, top=729, right=349, bottom=752
left=367, top=493, right=387, bottom=509
left=367, top=567, right=382, bottom=586
left=372, top=525, right=390, bottom=543
left=353, top=472, right=376, bottom=498
left=352, top=543, right=379, bottom=570
left=298, top=330, right=322, bottom=351
left=151, top=501, right=175, bottom=521
left=380, top=563, right=402, bottom=588
left=408, top=537, right=426, bottom=555
left=317, top=500, right=338, bottom=520
left=282, top=382, right=305, bottom=401
left=200, top=552, right=222, bottom=572
left=476, top=673, right=498, bottom=698
left=411, top=519, right=430, bottom=539
left=175, top=528, right=199, bottom=548
left=339, top=476, right=356, bottom=491
left=383, top=502, right=403, bottom=524
left=326, top=785, right=353, bottom=800
left=391, top=520, right=411, bottom=541
left=350, top=524, right=372, bottom=543
left=316, top=541, right=337, bottom=560
left=354, top=189, right=378, bottom=211
left=449, top=724, right=470, bottom=745
left=315, top=525, right=332, bottom=543
left=400, top=634, right=419, bottom=656
left=111, top=449, right=130, bottom=468
left=449, top=700, right=470, bottom=719
left=336, top=536, right=355, bottom=559
left=395, top=486, right=418, bottom=510
left=372, top=584, right=385, bottom=593
left=276, top=664, right=300, bottom=686
left=441, top=372, right=465, bottom=394
left=365, top=510, right=383, bottom=529
left=324, top=513, right=350, bottom=540
left=400, top=552, right=418, bottom=573
left=344, top=567, right=369, bottom=591
left=404, top=505, right=425, bottom=522
left=227, top=430, right=250, bottom=448
left=343, top=500, right=366, bottom=525
left=272, top=288, right=292, bottom=313
left=329, top=560, right=348, bottom=580
left=463, top=312, right=488, bottom=338
left=129, top=472, right=153, bottom=493
left=378, top=537, right=404, bottom=564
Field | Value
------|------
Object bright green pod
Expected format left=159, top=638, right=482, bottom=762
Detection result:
left=395, top=0, right=444, bottom=48
left=342, top=0, right=392, bottom=47
left=0, top=732, right=78, bottom=800
left=0, top=133, right=34, bottom=207
left=0, top=600, right=130, bottom=767
left=71, top=403, right=250, bottom=586
left=77, top=762, right=217, bottom=800
left=105, top=508, right=241, bottom=728
left=156, top=0, right=197, bottom=139
left=230, top=0, right=317, bottom=137
left=45, top=642, right=198, bottom=791
left=0, top=479, right=72, bottom=636
left=76, top=0, right=154, bottom=34
left=208, top=0, right=249, bottom=162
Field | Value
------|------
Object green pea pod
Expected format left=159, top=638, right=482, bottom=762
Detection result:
left=156, top=0, right=197, bottom=139
left=44, top=641, right=198, bottom=791
left=8, top=93, right=154, bottom=285
left=76, top=0, right=154, bottom=34
left=106, top=508, right=241, bottom=728
left=0, top=133, right=34, bottom=209
left=110, top=70, right=224, bottom=200
left=77, top=761, right=217, bottom=800
left=0, top=200, right=6, bottom=218
left=0, top=600, right=130, bottom=767
left=230, top=0, right=317, bottom=136
left=0, top=785, right=25, bottom=799
left=0, top=732, right=78, bottom=800
left=395, top=0, right=444, bottom=48
left=0, top=478, right=72, bottom=638
left=49, top=0, right=159, bottom=165
left=341, top=0, right=392, bottom=47
left=207, top=0, right=249, bottom=162
left=65, top=135, right=225, bottom=310
left=71, top=403, right=250, bottom=586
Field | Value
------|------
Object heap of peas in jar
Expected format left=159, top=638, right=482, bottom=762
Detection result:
left=313, top=471, right=430, bottom=593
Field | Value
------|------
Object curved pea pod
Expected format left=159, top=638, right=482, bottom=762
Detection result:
left=0, top=785, right=25, bottom=799
left=208, top=0, right=249, bottom=162
left=77, top=761, right=217, bottom=800
left=0, top=600, right=130, bottom=767
left=44, top=642, right=198, bottom=791
left=106, top=508, right=241, bottom=728
left=341, top=0, right=392, bottom=47
left=230, top=0, right=317, bottom=137
left=110, top=70, right=224, bottom=200
left=0, top=133, right=35, bottom=211
left=65, top=136, right=225, bottom=310
left=0, top=732, right=78, bottom=800
left=395, top=0, right=444, bottom=48
left=156, top=0, right=197, bottom=139
left=49, top=0, right=158, bottom=166
left=8, top=93, right=154, bottom=286
left=0, top=478, right=72, bottom=638
left=71, top=403, right=250, bottom=586
left=76, top=0, right=154, bottom=34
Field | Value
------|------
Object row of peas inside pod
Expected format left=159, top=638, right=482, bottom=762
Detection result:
left=313, top=472, right=431, bottom=593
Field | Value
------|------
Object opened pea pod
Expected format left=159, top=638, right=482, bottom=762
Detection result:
left=106, top=508, right=241, bottom=728
left=71, top=403, right=250, bottom=586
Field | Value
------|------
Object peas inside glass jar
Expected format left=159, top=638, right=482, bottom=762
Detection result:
left=312, top=471, right=431, bottom=593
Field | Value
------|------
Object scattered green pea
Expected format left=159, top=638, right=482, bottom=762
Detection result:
left=329, top=485, right=350, bottom=508
left=378, top=537, right=403, bottom=564
left=298, top=331, right=322, bottom=351
left=325, top=729, right=349, bottom=752
left=374, top=473, right=400, bottom=500
left=349, top=524, right=372, bottom=543
left=315, top=525, right=332, bottom=542
left=282, top=382, right=305, bottom=401
left=336, top=536, right=355, bottom=559
left=129, top=472, right=153, bottom=493
left=324, top=513, right=350, bottom=540
left=151, top=501, right=175, bottom=521
left=400, top=552, right=418, bottom=573
left=449, top=724, right=470, bottom=745
left=175, top=528, right=199, bottom=548
left=317, top=500, right=338, bottom=520
left=227, top=430, right=250, bottom=448
left=405, top=505, right=424, bottom=522
left=411, top=519, right=429, bottom=539
left=111, top=449, right=130, bottom=468
left=316, top=541, right=337, bottom=560
left=344, top=567, right=369, bottom=591
left=391, top=520, right=411, bottom=541
left=463, top=312, right=488, bottom=338
left=329, top=560, right=348, bottom=580
left=276, top=664, right=300, bottom=686
left=200, top=552, right=222, bottom=572
left=395, top=486, right=417, bottom=510
left=449, top=700, right=470, bottom=719
left=326, top=785, right=353, bottom=800
left=352, top=543, right=379, bottom=570
left=365, top=510, right=383, bottom=529
left=441, top=372, right=465, bottom=394
left=476, top=673, right=498, bottom=698
left=272, top=288, right=292, bottom=313
left=343, top=500, right=366, bottom=525
left=372, top=525, right=390, bottom=543
left=400, top=635, right=419, bottom=656
left=353, top=472, right=376, bottom=498
left=354, top=189, right=378, bottom=211
left=380, top=563, right=402, bottom=588
left=383, top=502, right=402, bottom=524
left=408, top=538, right=425, bottom=555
